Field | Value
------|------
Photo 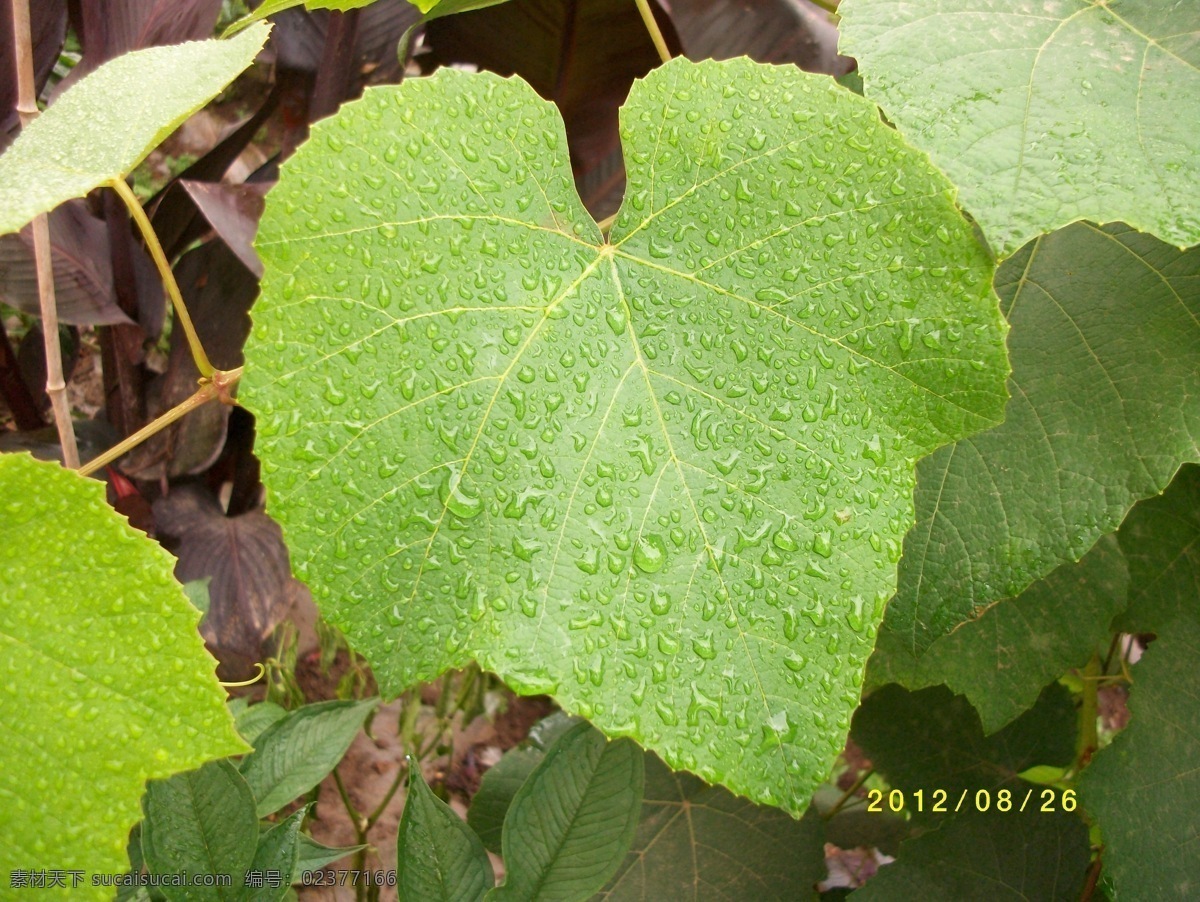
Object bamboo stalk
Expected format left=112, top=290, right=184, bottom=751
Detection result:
left=11, top=0, right=79, bottom=467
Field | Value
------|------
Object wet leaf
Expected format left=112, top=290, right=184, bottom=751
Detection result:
left=237, top=809, right=305, bottom=902
left=491, top=722, right=642, bottom=901
left=397, top=766, right=493, bottom=902
left=243, top=59, right=1008, bottom=812
left=886, top=223, right=1200, bottom=653
left=0, top=23, right=269, bottom=236
left=870, top=535, right=1129, bottom=734
left=0, top=453, right=245, bottom=897
left=840, top=0, right=1200, bottom=256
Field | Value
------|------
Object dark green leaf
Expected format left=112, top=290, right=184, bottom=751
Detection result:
left=870, top=535, right=1128, bottom=733
left=598, top=754, right=825, bottom=899
left=239, top=699, right=376, bottom=817
left=141, top=760, right=260, bottom=902
left=886, top=223, right=1200, bottom=653
left=468, top=748, right=544, bottom=855
left=244, top=58, right=1008, bottom=813
left=841, top=0, right=1200, bottom=255
left=397, top=765, right=493, bottom=902
left=237, top=810, right=305, bottom=902
left=854, top=809, right=1089, bottom=901
left=492, top=723, right=642, bottom=900
left=851, top=683, right=1076, bottom=805
left=1078, top=467, right=1200, bottom=896
left=296, top=835, right=366, bottom=873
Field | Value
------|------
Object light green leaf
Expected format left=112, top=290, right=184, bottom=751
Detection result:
left=885, top=222, right=1200, bottom=654
left=870, top=535, right=1129, bottom=734
left=243, top=59, right=1008, bottom=812
left=0, top=454, right=245, bottom=897
left=397, top=765, right=493, bottom=902
left=141, top=760, right=260, bottom=902
left=1079, top=466, right=1200, bottom=896
left=840, top=0, right=1200, bottom=256
left=855, top=810, right=1089, bottom=901
left=0, top=24, right=269, bottom=237
left=1079, top=614, right=1200, bottom=898
left=238, top=810, right=305, bottom=902
left=598, top=754, right=825, bottom=900
left=491, top=723, right=642, bottom=901
left=239, top=699, right=376, bottom=817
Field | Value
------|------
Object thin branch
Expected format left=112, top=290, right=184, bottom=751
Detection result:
left=77, top=367, right=242, bottom=478
left=107, top=177, right=215, bottom=377
left=11, top=0, right=78, bottom=466
left=634, top=0, right=672, bottom=65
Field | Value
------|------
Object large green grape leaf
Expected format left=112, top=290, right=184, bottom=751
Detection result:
left=870, top=535, right=1128, bottom=734
left=0, top=24, right=269, bottom=237
left=0, top=453, right=246, bottom=897
left=243, top=59, right=1007, bottom=813
left=1080, top=473, right=1200, bottom=897
left=884, top=222, right=1200, bottom=654
left=840, top=0, right=1200, bottom=257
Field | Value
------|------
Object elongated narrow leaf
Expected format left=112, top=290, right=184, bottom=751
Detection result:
left=492, top=723, right=642, bottom=901
left=239, top=699, right=376, bottom=816
left=0, top=23, right=269, bottom=236
left=886, top=222, right=1200, bottom=653
left=234, top=700, right=290, bottom=745
left=855, top=810, right=1089, bottom=901
left=141, top=759, right=260, bottom=902
left=840, top=0, right=1200, bottom=256
left=1079, top=467, right=1200, bottom=897
left=870, top=535, right=1129, bottom=733
left=599, top=754, right=825, bottom=899
left=243, top=59, right=1007, bottom=812
left=0, top=454, right=246, bottom=897
left=224, top=0, right=505, bottom=35
left=397, top=766, right=493, bottom=902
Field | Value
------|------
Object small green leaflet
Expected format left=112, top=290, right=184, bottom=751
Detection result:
left=397, top=765, right=494, bottom=901
left=840, top=0, right=1200, bottom=257
left=0, top=24, right=269, bottom=237
left=244, top=59, right=1007, bottom=813
left=0, top=454, right=246, bottom=898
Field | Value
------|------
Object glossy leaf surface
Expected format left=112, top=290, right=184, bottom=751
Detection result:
left=244, top=59, right=1007, bottom=811
left=0, top=24, right=269, bottom=236
left=841, top=0, right=1200, bottom=256
left=0, top=454, right=245, bottom=896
